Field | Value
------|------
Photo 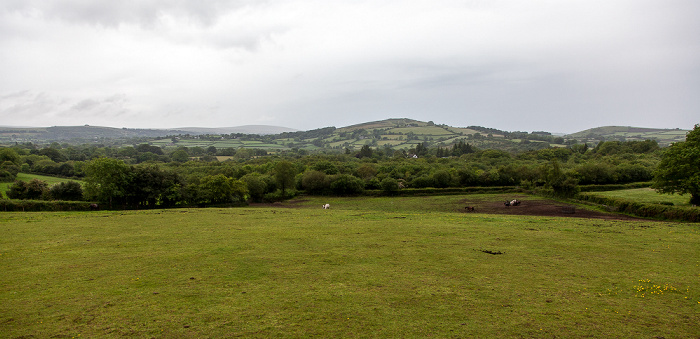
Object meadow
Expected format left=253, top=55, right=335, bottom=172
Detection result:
left=1, top=195, right=699, bottom=338
left=586, top=187, right=692, bottom=206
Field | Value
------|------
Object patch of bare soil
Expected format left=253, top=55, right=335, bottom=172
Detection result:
left=460, top=198, right=643, bottom=221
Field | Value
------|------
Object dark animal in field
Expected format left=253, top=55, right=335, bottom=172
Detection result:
left=89, top=203, right=99, bottom=210
left=465, top=206, right=475, bottom=212
left=504, top=201, right=510, bottom=207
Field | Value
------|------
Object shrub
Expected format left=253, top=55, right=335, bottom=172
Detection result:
left=47, top=181, right=84, bottom=201
left=329, top=174, right=364, bottom=195
left=380, top=177, right=400, bottom=195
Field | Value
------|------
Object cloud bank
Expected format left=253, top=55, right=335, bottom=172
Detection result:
left=1, top=0, right=698, bottom=133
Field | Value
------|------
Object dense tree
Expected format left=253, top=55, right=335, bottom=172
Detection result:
left=329, top=174, right=364, bottom=195
left=301, top=170, right=328, bottom=194
left=197, top=174, right=248, bottom=205
left=274, top=160, right=296, bottom=196
left=653, top=124, right=700, bottom=205
left=241, top=173, right=266, bottom=202
left=380, top=177, right=400, bottom=195
left=83, top=158, right=132, bottom=208
left=47, top=181, right=84, bottom=201
left=6, top=179, right=48, bottom=200
left=357, top=145, right=373, bottom=158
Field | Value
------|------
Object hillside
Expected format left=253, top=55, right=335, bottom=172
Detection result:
left=566, top=126, right=688, bottom=146
left=0, top=120, right=689, bottom=152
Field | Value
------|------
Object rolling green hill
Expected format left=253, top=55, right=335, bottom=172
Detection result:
left=566, top=126, right=688, bottom=146
left=1, top=120, right=690, bottom=152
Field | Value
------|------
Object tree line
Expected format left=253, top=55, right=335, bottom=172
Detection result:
left=2, top=125, right=699, bottom=208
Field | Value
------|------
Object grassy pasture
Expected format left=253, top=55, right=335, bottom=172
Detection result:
left=588, top=188, right=692, bottom=206
left=1, top=195, right=699, bottom=338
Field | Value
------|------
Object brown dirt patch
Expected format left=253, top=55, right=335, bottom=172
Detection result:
left=460, top=197, right=643, bottom=221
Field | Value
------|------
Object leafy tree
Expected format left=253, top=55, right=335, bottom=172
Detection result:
left=84, top=158, right=132, bottom=208
left=0, top=161, right=20, bottom=182
left=126, top=165, right=182, bottom=208
left=6, top=179, right=48, bottom=200
left=357, top=145, right=373, bottom=158
left=274, top=160, right=296, bottom=196
left=241, top=173, right=266, bottom=202
left=47, top=181, right=84, bottom=201
left=329, top=174, right=364, bottom=195
left=0, top=148, right=21, bottom=165
left=197, top=174, right=248, bottom=205
left=380, top=177, right=399, bottom=195
left=301, top=170, right=328, bottom=194
left=543, top=160, right=579, bottom=197
left=653, top=124, right=700, bottom=205
left=170, top=149, right=190, bottom=163
left=432, top=170, right=452, bottom=188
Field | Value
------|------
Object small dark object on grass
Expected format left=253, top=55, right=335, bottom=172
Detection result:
left=465, top=206, right=475, bottom=212
left=481, top=249, right=504, bottom=255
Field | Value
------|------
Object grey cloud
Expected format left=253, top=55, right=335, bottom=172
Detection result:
left=1, top=0, right=253, bottom=27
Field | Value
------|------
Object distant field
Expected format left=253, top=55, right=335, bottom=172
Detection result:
left=587, top=188, right=692, bottom=206
left=2, top=195, right=698, bottom=338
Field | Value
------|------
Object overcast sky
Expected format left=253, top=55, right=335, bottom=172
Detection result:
left=1, top=0, right=698, bottom=133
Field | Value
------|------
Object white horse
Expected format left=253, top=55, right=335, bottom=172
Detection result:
left=323, top=204, right=330, bottom=209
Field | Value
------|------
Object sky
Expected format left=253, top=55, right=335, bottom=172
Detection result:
left=1, top=0, right=698, bottom=134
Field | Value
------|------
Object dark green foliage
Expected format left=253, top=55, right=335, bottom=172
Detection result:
left=136, top=143, right=164, bottom=155
left=311, top=161, right=339, bottom=175
left=6, top=179, right=48, bottom=200
left=653, top=124, right=700, bottom=205
left=0, top=161, right=20, bottom=182
left=451, top=140, right=474, bottom=156
left=170, top=149, right=190, bottom=162
left=432, top=170, right=452, bottom=188
left=0, top=148, right=21, bottom=165
left=0, top=199, right=96, bottom=211
left=329, top=174, right=364, bottom=195
left=380, top=177, right=399, bottom=195
left=301, top=170, right=328, bottom=194
left=275, top=160, right=296, bottom=196
left=46, top=181, right=83, bottom=201
left=357, top=145, right=373, bottom=158
left=241, top=174, right=266, bottom=202
left=196, top=174, right=248, bottom=205
left=84, top=158, right=131, bottom=208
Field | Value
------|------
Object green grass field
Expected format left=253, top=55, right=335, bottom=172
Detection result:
left=587, top=188, right=692, bottom=206
left=2, top=195, right=699, bottom=338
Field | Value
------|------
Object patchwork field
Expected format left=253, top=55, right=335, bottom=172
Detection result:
left=1, top=195, right=699, bottom=338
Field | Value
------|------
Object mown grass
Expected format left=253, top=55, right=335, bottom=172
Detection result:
left=589, top=188, right=691, bottom=206
left=1, top=195, right=699, bottom=338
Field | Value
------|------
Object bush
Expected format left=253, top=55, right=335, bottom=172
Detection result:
left=47, top=181, right=84, bottom=201
left=380, top=177, right=400, bottom=195
left=6, top=179, right=48, bottom=200
left=329, top=174, right=364, bottom=195
left=301, top=170, right=329, bottom=194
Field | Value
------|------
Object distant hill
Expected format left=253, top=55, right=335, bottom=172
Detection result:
left=566, top=126, right=688, bottom=146
left=176, top=125, right=298, bottom=135
left=0, top=125, right=297, bottom=143
left=0, top=120, right=689, bottom=150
